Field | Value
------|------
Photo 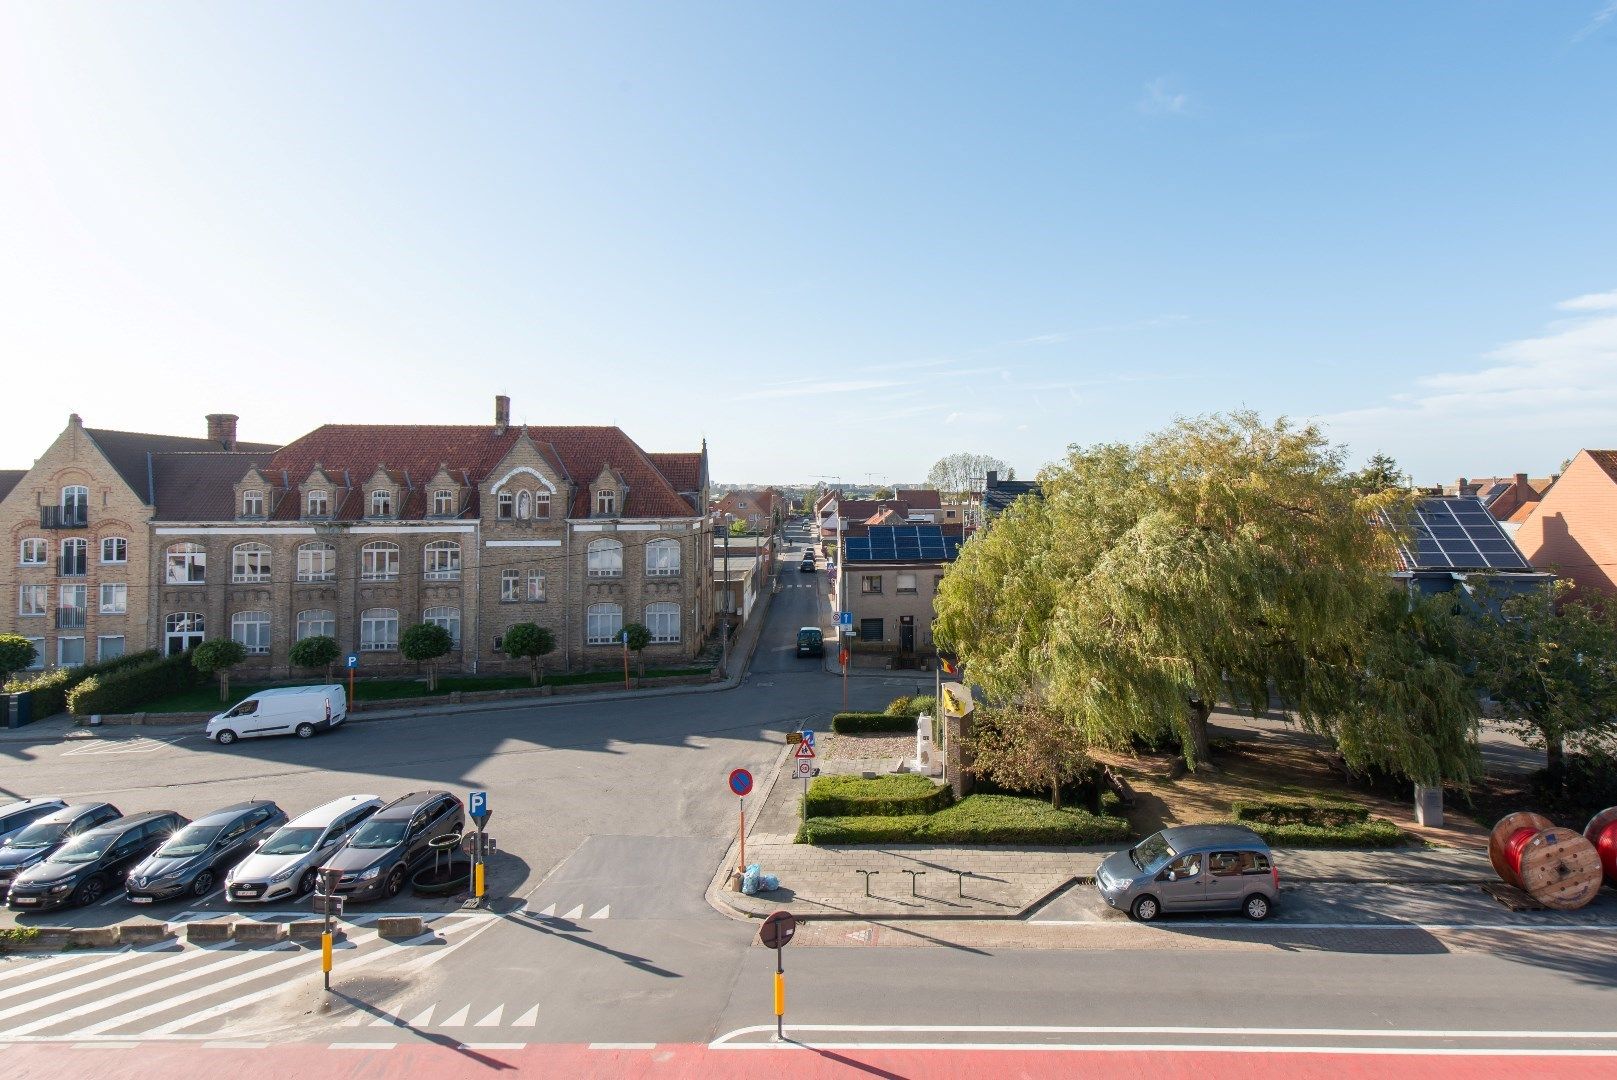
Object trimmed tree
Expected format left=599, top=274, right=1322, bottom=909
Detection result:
left=622, top=622, right=653, bottom=684
left=289, top=635, right=341, bottom=684
left=401, top=623, right=455, bottom=692
left=503, top=623, right=556, bottom=686
left=962, top=704, right=1093, bottom=810
left=192, top=639, right=248, bottom=704
left=728, top=518, right=749, bottom=537
left=0, top=634, right=38, bottom=686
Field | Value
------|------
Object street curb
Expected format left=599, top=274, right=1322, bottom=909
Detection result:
left=703, top=740, right=794, bottom=924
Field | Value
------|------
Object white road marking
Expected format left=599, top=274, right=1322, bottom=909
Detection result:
left=0, top=942, right=230, bottom=1025
left=395, top=910, right=504, bottom=975
left=0, top=947, right=136, bottom=994
left=512, top=1005, right=539, bottom=1027
left=535, top=904, right=556, bottom=917
left=97, top=890, right=130, bottom=907
left=368, top=1014, right=398, bottom=1028
left=588, top=905, right=610, bottom=919
left=474, top=1005, right=504, bottom=1027
left=708, top=1024, right=1617, bottom=1049
left=66, top=942, right=305, bottom=1037
left=1032, top=920, right=1617, bottom=931
left=407, top=1005, right=435, bottom=1027
left=562, top=904, right=583, bottom=919
left=440, top=1005, right=470, bottom=1026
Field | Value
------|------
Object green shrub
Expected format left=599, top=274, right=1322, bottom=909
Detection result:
left=797, top=794, right=1131, bottom=846
left=67, top=652, right=205, bottom=715
left=831, top=711, right=917, bottom=734
left=1232, top=798, right=1370, bottom=829
left=884, top=694, right=937, bottom=717
left=1236, top=818, right=1405, bottom=848
left=5, top=649, right=159, bottom=718
left=803, top=774, right=953, bottom=818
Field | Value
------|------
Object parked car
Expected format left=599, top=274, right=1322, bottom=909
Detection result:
left=1094, top=824, right=1278, bottom=922
left=6, top=811, right=186, bottom=911
left=125, top=801, right=288, bottom=904
left=321, top=791, right=464, bottom=902
left=796, top=627, right=824, bottom=657
left=226, top=794, right=383, bottom=904
left=0, top=802, right=121, bottom=896
left=206, top=685, right=348, bottom=745
left=0, top=799, right=67, bottom=845
left=799, top=554, right=816, bottom=573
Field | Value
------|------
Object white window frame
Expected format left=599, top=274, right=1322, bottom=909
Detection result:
left=526, top=570, right=546, bottom=602
left=497, top=491, right=514, bottom=519
left=646, top=538, right=681, bottom=576
left=100, top=537, right=127, bottom=564
left=60, top=486, right=88, bottom=520
left=896, top=572, right=918, bottom=595
left=500, top=569, right=520, bottom=602
left=306, top=489, right=330, bottom=517
left=647, top=602, right=680, bottom=644
left=241, top=489, right=265, bottom=517
left=586, top=603, right=623, bottom=645
left=24, top=637, right=45, bottom=670
left=433, top=489, right=455, bottom=516
left=423, top=541, right=461, bottom=581
left=861, top=574, right=883, bottom=595
left=595, top=489, right=615, bottom=516
left=360, top=608, right=399, bottom=651
left=57, top=636, right=85, bottom=668
left=58, top=584, right=87, bottom=627
left=586, top=538, right=623, bottom=578
left=97, top=635, right=125, bottom=662
left=296, top=609, right=336, bottom=640
left=534, top=491, right=551, bottom=519
left=60, top=538, right=88, bottom=576
left=20, top=538, right=47, bottom=566
left=296, top=542, right=337, bottom=583
left=232, top=542, right=272, bottom=584
left=423, top=606, right=461, bottom=647
left=165, top=542, right=206, bottom=585
left=360, top=542, right=400, bottom=582
left=371, top=490, right=393, bottom=517
left=231, top=611, right=272, bottom=655
left=98, top=583, right=127, bottom=615
left=19, top=584, right=49, bottom=617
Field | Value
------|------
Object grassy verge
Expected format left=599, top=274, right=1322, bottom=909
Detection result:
left=798, top=794, right=1131, bottom=846
left=803, top=774, right=953, bottom=817
left=1235, top=818, right=1406, bottom=848
left=0, top=927, right=41, bottom=946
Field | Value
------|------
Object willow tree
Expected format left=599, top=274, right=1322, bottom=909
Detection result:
left=935, top=412, right=1464, bottom=775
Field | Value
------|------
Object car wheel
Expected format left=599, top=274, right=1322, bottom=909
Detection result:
left=215, top=729, right=238, bottom=745
left=188, top=871, right=215, bottom=898
left=1131, top=894, right=1160, bottom=922
left=294, top=722, right=316, bottom=739
left=384, top=865, right=406, bottom=898
left=298, top=869, right=318, bottom=896
left=73, top=875, right=107, bottom=907
left=1243, top=894, right=1272, bottom=921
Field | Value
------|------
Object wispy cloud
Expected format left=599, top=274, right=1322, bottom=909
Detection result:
left=731, top=377, right=904, bottom=401
left=1572, top=1, right=1617, bottom=43
left=1138, top=78, right=1192, bottom=116
left=1558, top=287, right=1617, bottom=311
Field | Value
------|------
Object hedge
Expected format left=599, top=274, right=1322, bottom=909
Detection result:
left=1235, top=818, right=1406, bottom=848
left=67, top=652, right=205, bottom=715
left=884, top=694, right=937, bottom=717
left=1232, top=798, right=1370, bottom=829
left=831, top=711, right=917, bottom=734
left=5, top=649, right=160, bottom=718
left=803, top=774, right=953, bottom=818
left=798, top=794, right=1132, bottom=846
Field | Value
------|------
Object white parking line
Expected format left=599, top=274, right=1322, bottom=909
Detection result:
left=0, top=942, right=224, bottom=1024
left=708, top=1024, right=1617, bottom=1049
left=1033, top=920, right=1617, bottom=931
left=0, top=947, right=137, bottom=995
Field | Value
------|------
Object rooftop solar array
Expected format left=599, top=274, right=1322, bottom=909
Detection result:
left=844, top=525, right=963, bottom=563
left=1399, top=496, right=1533, bottom=572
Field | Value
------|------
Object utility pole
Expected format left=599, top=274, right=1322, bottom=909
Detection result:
left=720, top=514, right=733, bottom=677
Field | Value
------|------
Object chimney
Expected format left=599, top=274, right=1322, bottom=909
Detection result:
left=1515, top=472, right=1529, bottom=485
left=985, top=470, right=998, bottom=487
left=206, top=414, right=239, bottom=450
left=494, top=395, right=511, bottom=434
left=1456, top=476, right=1469, bottom=494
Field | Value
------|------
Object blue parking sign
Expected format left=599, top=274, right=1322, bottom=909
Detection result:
left=345, top=654, right=359, bottom=669
left=469, top=790, right=490, bottom=827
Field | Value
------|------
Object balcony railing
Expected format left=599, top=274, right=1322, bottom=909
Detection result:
left=41, top=506, right=88, bottom=529
left=57, top=607, right=86, bottom=630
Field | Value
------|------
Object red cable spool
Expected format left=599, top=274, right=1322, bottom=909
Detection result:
left=1487, top=812, right=1603, bottom=911
left=1586, top=807, right=1617, bottom=887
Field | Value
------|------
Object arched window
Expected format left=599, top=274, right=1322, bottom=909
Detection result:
left=296, top=609, right=335, bottom=640
left=60, top=485, right=88, bottom=525
left=20, top=538, right=47, bottom=565
left=305, top=489, right=330, bottom=517
left=232, top=542, right=271, bottom=583
left=241, top=489, right=265, bottom=517
left=297, top=542, right=337, bottom=582
left=360, top=541, right=400, bottom=582
left=586, top=603, right=623, bottom=645
left=423, top=606, right=461, bottom=647
left=497, top=492, right=514, bottom=519
left=432, top=489, right=456, bottom=516
left=423, top=540, right=461, bottom=581
left=646, top=538, right=681, bottom=576
left=534, top=491, right=551, bottom=519
left=360, top=608, right=399, bottom=651
left=164, top=611, right=205, bottom=655
left=371, top=490, right=394, bottom=517
left=516, top=491, right=532, bottom=519
left=586, top=538, right=623, bottom=577
left=230, top=611, right=271, bottom=654
left=59, top=538, right=88, bottom=577
left=165, top=543, right=206, bottom=584
left=646, top=602, right=681, bottom=643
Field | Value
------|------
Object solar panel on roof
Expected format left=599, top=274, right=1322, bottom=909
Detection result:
left=1400, top=495, right=1537, bottom=574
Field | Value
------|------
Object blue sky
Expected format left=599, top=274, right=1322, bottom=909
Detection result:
left=2, top=2, right=1615, bottom=486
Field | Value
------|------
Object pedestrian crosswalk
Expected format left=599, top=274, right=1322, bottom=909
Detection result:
left=529, top=902, right=611, bottom=920
left=354, top=1002, right=542, bottom=1028
left=0, top=915, right=485, bottom=1043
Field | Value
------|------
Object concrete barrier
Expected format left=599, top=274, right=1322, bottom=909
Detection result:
left=67, top=926, right=120, bottom=949
left=185, top=920, right=233, bottom=944
left=287, top=920, right=331, bottom=942
left=231, top=921, right=286, bottom=944
left=376, top=916, right=426, bottom=939
left=118, top=923, right=174, bottom=946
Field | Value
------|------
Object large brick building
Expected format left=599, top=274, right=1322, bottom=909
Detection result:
left=1, top=398, right=712, bottom=678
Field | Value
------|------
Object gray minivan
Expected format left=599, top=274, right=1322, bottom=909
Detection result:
left=1095, top=824, right=1279, bottom=922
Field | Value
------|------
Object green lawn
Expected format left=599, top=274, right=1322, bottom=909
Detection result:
left=114, top=666, right=714, bottom=714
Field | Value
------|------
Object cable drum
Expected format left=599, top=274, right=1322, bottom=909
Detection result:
left=1488, top=812, right=1603, bottom=911
left=1585, top=807, right=1617, bottom=887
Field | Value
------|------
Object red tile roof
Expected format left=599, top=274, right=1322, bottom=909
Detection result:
left=896, top=488, right=942, bottom=510
left=1588, top=450, right=1617, bottom=484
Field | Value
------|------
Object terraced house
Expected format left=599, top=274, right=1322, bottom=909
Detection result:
left=1, top=398, right=711, bottom=677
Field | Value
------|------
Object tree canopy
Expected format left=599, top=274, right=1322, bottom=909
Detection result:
left=192, top=639, right=248, bottom=702
left=289, top=635, right=340, bottom=682
left=926, top=452, right=1012, bottom=499
left=502, top=623, right=556, bottom=686
left=0, top=635, right=37, bottom=686
left=401, top=623, right=455, bottom=691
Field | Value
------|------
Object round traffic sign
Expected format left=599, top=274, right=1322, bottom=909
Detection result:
left=759, top=909, right=797, bottom=950
left=728, top=768, right=753, bottom=797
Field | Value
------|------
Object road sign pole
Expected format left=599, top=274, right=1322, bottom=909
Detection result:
left=347, top=666, right=354, bottom=711
left=475, top=829, right=486, bottom=900
left=738, top=796, right=746, bottom=877
left=774, top=947, right=785, bottom=1041
left=321, top=925, right=333, bottom=991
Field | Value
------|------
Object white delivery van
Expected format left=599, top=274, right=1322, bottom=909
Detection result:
left=205, top=685, right=347, bottom=745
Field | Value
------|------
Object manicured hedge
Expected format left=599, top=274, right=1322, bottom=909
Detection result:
left=803, top=774, right=953, bottom=818
left=1236, top=818, right=1405, bottom=848
left=884, top=694, right=937, bottom=717
left=831, top=711, right=917, bottom=734
left=5, top=649, right=160, bottom=718
left=1232, top=798, right=1370, bottom=829
left=797, top=794, right=1132, bottom=846
left=67, top=652, right=205, bottom=715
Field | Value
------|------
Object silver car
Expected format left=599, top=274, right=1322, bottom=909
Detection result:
left=1095, top=824, right=1279, bottom=922
left=225, top=795, right=382, bottom=904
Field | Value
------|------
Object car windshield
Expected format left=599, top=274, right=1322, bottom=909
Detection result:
left=52, top=833, right=114, bottom=863
left=8, top=820, right=70, bottom=849
left=258, top=827, right=324, bottom=856
left=156, top=824, right=221, bottom=858
left=1128, top=832, right=1176, bottom=873
left=347, top=819, right=408, bottom=849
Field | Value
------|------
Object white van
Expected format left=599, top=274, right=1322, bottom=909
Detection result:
left=206, top=685, right=347, bottom=745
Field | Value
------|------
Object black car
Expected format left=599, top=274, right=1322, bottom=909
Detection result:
left=320, top=791, right=464, bottom=902
left=125, top=800, right=287, bottom=904
left=7, top=811, right=186, bottom=911
left=0, top=802, right=122, bottom=897
left=799, top=555, right=816, bottom=573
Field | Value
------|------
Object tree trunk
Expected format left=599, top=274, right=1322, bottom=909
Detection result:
left=218, top=671, right=230, bottom=703
left=637, top=653, right=645, bottom=687
left=529, top=659, right=539, bottom=688
left=325, top=662, right=333, bottom=684
left=1545, top=731, right=1566, bottom=794
left=1051, top=778, right=1062, bottom=811
left=427, top=663, right=437, bottom=693
left=1185, top=698, right=1215, bottom=771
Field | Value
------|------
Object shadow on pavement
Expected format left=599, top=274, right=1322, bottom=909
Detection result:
left=326, top=989, right=517, bottom=1070
left=504, top=910, right=682, bottom=978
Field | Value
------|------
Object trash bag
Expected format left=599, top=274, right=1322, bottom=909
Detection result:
left=760, top=873, right=780, bottom=892
left=742, top=863, right=763, bottom=895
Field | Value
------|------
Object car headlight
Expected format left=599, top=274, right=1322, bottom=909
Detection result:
left=358, top=865, right=381, bottom=881
left=49, top=883, right=75, bottom=894
left=269, top=864, right=300, bottom=884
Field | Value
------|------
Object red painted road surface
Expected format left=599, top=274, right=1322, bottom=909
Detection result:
left=5, top=1044, right=1617, bottom=1079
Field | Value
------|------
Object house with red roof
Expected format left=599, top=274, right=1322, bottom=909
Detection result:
left=1513, top=450, right=1617, bottom=599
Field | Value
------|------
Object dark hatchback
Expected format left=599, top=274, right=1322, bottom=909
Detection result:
left=7, top=811, right=186, bottom=911
left=125, top=800, right=287, bottom=904
left=0, top=802, right=122, bottom=897
left=321, top=791, right=464, bottom=902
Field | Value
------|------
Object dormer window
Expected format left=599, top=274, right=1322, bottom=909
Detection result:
left=595, top=490, right=615, bottom=516
left=306, top=489, right=330, bottom=517
left=433, top=489, right=455, bottom=516
left=497, top=492, right=514, bottom=519
left=371, top=490, right=393, bottom=517
left=242, top=490, right=264, bottom=517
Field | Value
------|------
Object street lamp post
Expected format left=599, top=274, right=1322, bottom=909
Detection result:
left=720, top=514, right=733, bottom=677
